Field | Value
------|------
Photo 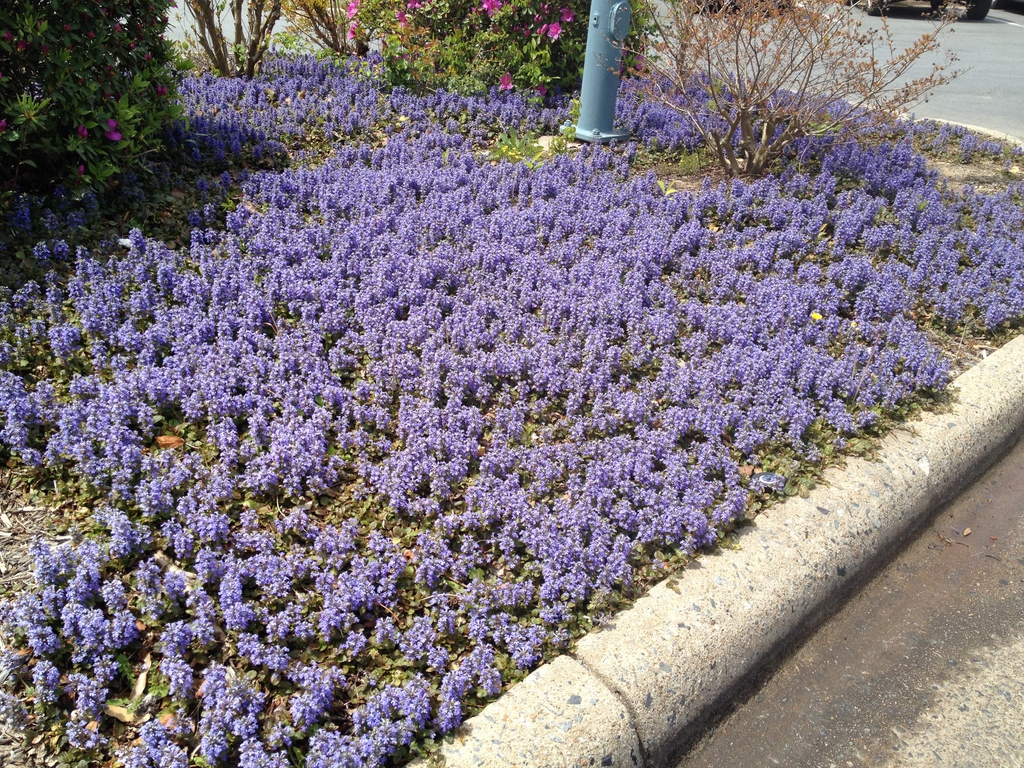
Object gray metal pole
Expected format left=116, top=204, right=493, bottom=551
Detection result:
left=573, top=0, right=632, bottom=143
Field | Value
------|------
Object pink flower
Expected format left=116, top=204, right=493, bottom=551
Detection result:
left=77, top=124, right=88, bottom=139
left=104, top=118, right=121, bottom=141
left=547, top=22, right=561, bottom=39
left=2, top=32, right=11, bottom=41
left=347, top=20, right=357, bottom=40
left=144, top=52, right=152, bottom=61
left=499, top=72, right=513, bottom=91
left=17, top=40, right=27, bottom=51
left=481, top=0, right=502, bottom=15
left=347, top=0, right=359, bottom=19
left=114, top=23, right=122, bottom=32
left=537, top=23, right=548, bottom=36
left=0, top=119, right=6, bottom=132
left=535, top=84, right=548, bottom=97
left=395, top=10, right=408, bottom=25
left=64, top=24, right=71, bottom=31
left=560, top=7, right=574, bottom=22
left=407, top=0, right=421, bottom=8
left=78, top=165, right=84, bottom=176
left=156, top=85, right=167, bottom=96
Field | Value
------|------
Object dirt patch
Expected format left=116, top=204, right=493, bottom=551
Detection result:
left=928, top=156, right=1023, bottom=196
left=630, top=145, right=731, bottom=194
left=653, top=163, right=731, bottom=194
left=926, top=328, right=1014, bottom=378
left=0, top=476, right=63, bottom=768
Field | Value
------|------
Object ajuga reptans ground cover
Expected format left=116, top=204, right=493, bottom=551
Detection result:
left=1, top=56, right=1024, bottom=768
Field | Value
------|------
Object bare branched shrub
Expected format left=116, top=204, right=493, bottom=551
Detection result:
left=641, top=0, right=959, bottom=176
left=181, top=0, right=283, bottom=77
left=281, top=0, right=367, bottom=57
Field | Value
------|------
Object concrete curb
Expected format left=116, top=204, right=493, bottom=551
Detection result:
left=427, top=334, right=1024, bottom=768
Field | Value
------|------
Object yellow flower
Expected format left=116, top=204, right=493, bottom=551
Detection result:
left=810, top=311, right=823, bottom=321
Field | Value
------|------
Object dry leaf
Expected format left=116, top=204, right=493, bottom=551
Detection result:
left=86, top=720, right=100, bottom=731
left=738, top=465, right=755, bottom=477
left=159, top=713, right=176, bottom=728
left=155, top=435, right=184, bottom=449
left=131, top=653, right=151, bottom=701
left=135, top=619, right=146, bottom=632
left=963, top=528, right=971, bottom=537
left=104, top=705, right=134, bottom=724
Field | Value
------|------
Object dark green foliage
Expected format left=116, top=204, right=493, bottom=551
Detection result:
left=0, top=0, right=182, bottom=195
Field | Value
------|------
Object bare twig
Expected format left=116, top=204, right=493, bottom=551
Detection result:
left=181, top=0, right=283, bottom=77
left=637, top=0, right=960, bottom=177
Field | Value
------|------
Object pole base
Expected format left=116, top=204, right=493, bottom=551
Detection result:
left=572, top=124, right=631, bottom=144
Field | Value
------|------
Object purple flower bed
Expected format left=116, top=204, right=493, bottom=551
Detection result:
left=2, top=55, right=1024, bottom=767
left=906, top=118, right=1023, bottom=164
left=163, top=55, right=573, bottom=166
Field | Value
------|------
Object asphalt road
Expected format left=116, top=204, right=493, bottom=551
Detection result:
left=861, top=0, right=1024, bottom=142
left=674, top=427, right=1024, bottom=767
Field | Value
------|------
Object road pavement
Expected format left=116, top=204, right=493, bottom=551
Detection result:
left=674, top=423, right=1024, bottom=768
left=862, top=1, right=1024, bottom=142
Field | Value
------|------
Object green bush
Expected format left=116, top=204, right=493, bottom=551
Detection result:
left=0, top=0, right=181, bottom=194
left=383, top=0, right=589, bottom=94
left=326, top=0, right=649, bottom=95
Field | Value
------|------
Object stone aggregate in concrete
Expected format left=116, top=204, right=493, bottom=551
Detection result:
left=434, top=655, right=643, bottom=768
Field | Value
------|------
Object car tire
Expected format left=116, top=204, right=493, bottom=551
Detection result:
left=963, top=0, right=992, bottom=18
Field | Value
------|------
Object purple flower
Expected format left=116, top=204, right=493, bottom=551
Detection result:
left=0, top=691, right=28, bottom=729
left=117, top=720, right=188, bottom=768
left=2, top=54, right=1022, bottom=768
left=104, top=118, right=121, bottom=141
left=77, top=124, right=88, bottom=139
